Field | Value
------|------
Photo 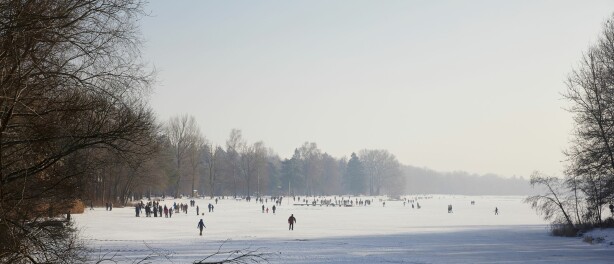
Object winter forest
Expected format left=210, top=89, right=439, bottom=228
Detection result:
left=89, top=122, right=410, bottom=204
left=2, top=1, right=614, bottom=263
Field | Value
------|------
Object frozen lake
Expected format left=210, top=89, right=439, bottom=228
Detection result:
left=74, top=195, right=614, bottom=263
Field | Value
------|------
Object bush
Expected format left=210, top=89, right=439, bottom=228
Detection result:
left=70, top=200, right=85, bottom=214
left=550, top=224, right=579, bottom=237
left=599, top=217, right=614, bottom=228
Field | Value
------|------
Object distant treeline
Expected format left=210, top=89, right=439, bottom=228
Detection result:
left=403, top=166, right=536, bottom=195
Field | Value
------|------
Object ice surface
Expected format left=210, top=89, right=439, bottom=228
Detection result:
left=73, top=195, right=614, bottom=263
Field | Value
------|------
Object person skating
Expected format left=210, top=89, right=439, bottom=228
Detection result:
left=495, top=207, right=499, bottom=215
left=288, top=214, right=296, bottom=230
left=197, top=219, right=206, bottom=236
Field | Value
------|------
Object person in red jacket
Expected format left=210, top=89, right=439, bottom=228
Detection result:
left=288, top=214, right=296, bottom=230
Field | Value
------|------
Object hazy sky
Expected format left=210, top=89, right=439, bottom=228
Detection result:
left=141, top=1, right=613, bottom=178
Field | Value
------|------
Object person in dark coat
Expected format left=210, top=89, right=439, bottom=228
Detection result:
left=288, top=214, right=296, bottom=230
left=197, top=219, right=206, bottom=236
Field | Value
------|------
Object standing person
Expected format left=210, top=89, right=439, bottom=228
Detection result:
left=495, top=207, right=499, bottom=215
left=272, top=205, right=276, bottom=214
left=197, top=219, right=206, bottom=236
left=262, top=205, right=265, bottom=213
left=288, top=214, right=296, bottom=230
left=196, top=205, right=199, bottom=215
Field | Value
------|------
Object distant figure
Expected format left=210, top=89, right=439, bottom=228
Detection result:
left=272, top=205, right=276, bottom=214
left=495, top=207, right=499, bottom=215
left=383, top=201, right=386, bottom=207
left=197, top=219, right=206, bottom=236
left=262, top=205, right=265, bottom=213
left=135, top=205, right=140, bottom=217
left=197, top=205, right=199, bottom=215
left=109, top=202, right=112, bottom=211
left=288, top=214, right=296, bottom=230
left=448, top=204, right=453, bottom=213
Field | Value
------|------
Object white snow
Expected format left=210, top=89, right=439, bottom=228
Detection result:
left=583, top=228, right=614, bottom=247
left=73, top=195, right=614, bottom=263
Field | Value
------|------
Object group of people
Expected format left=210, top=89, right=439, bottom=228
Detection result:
left=292, top=196, right=374, bottom=207
left=133, top=200, right=195, bottom=218
left=261, top=204, right=277, bottom=214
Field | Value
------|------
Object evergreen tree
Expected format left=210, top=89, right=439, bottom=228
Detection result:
left=344, top=153, right=366, bottom=195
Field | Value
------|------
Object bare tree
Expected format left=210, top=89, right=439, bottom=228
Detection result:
left=240, top=141, right=267, bottom=197
left=359, top=149, right=402, bottom=196
left=226, top=129, right=245, bottom=197
left=297, top=142, right=323, bottom=196
left=525, top=172, right=575, bottom=228
left=0, top=0, right=155, bottom=262
left=563, top=14, right=614, bottom=225
left=204, top=144, right=223, bottom=198
left=188, top=136, right=206, bottom=197
left=166, top=114, right=203, bottom=198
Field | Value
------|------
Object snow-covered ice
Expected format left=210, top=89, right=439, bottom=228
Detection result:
left=73, top=195, right=614, bottom=263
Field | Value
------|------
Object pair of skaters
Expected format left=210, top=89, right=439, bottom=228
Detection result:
left=196, top=214, right=298, bottom=236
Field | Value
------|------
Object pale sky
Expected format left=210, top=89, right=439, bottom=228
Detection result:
left=141, top=0, right=613, bottom=178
